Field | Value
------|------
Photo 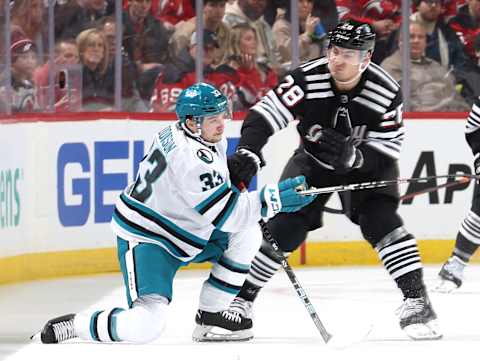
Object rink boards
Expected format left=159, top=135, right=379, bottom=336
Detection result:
left=0, top=113, right=478, bottom=284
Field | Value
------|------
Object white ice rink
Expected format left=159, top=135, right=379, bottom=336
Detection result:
left=1, top=265, right=479, bottom=361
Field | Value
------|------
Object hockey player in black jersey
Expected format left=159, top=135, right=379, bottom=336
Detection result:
left=227, top=19, right=442, bottom=340
left=435, top=98, right=480, bottom=292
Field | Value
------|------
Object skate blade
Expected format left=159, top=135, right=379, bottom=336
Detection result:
left=431, top=279, right=459, bottom=294
left=403, top=320, right=443, bottom=340
left=192, top=325, right=253, bottom=342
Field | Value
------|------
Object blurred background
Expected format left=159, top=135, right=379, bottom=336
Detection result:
left=1, top=0, right=478, bottom=115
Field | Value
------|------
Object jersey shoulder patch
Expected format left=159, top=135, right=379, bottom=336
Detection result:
left=196, top=148, right=214, bottom=164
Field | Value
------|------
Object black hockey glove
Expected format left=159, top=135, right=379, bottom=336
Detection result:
left=227, top=147, right=265, bottom=189
left=315, top=128, right=364, bottom=173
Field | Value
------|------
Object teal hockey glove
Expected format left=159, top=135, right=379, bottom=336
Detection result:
left=260, top=176, right=317, bottom=218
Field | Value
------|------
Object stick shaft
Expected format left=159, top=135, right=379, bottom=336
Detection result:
left=259, top=219, right=332, bottom=343
left=298, top=174, right=473, bottom=196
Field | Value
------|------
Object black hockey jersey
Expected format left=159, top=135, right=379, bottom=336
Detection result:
left=465, top=97, right=480, bottom=155
left=238, top=57, right=405, bottom=172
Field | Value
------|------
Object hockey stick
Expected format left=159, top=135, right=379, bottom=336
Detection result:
left=238, top=181, right=332, bottom=343
left=320, top=177, right=473, bottom=214
left=297, top=174, right=475, bottom=196
left=258, top=219, right=333, bottom=343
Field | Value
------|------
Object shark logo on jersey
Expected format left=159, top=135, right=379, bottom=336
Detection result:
left=197, top=149, right=214, bottom=164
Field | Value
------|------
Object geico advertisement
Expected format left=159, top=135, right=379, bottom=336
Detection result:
left=1, top=118, right=475, bottom=256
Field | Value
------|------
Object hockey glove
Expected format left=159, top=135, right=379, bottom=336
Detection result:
left=316, top=128, right=364, bottom=173
left=260, top=175, right=317, bottom=218
left=227, top=147, right=265, bottom=188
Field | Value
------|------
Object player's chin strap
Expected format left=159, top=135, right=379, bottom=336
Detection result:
left=180, top=121, right=216, bottom=148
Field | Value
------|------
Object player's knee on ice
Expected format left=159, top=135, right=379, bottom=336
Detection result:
left=76, top=295, right=169, bottom=343
left=119, top=296, right=169, bottom=343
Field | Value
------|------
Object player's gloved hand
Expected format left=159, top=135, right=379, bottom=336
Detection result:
left=316, top=128, right=364, bottom=173
left=260, top=175, right=317, bottom=218
left=227, top=147, right=265, bottom=188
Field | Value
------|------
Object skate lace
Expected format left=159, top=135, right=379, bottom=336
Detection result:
left=52, top=320, right=76, bottom=342
left=396, top=298, right=424, bottom=319
left=221, top=310, right=242, bottom=324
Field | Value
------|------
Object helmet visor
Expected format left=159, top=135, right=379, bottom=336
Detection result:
left=203, top=110, right=231, bottom=125
left=327, top=45, right=368, bottom=66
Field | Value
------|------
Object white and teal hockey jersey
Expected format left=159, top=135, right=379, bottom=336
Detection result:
left=111, top=123, right=263, bottom=262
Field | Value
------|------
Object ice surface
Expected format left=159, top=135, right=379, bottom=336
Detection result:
left=1, top=265, right=479, bottom=361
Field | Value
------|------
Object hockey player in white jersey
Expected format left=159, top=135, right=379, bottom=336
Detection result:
left=38, top=83, right=316, bottom=344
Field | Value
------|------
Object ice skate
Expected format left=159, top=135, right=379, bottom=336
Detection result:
left=229, top=296, right=254, bottom=319
left=433, top=256, right=466, bottom=293
left=40, top=314, right=77, bottom=344
left=192, top=309, right=253, bottom=342
left=398, top=295, right=442, bottom=340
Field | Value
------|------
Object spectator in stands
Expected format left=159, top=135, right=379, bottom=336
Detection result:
left=225, top=23, right=277, bottom=111
left=449, top=0, right=480, bottom=62
left=265, top=1, right=338, bottom=30
left=0, top=36, right=39, bottom=112
left=336, top=0, right=401, bottom=64
left=11, top=0, right=47, bottom=60
left=272, top=0, right=323, bottom=69
left=456, top=33, right=480, bottom=105
left=76, top=28, right=115, bottom=110
left=123, top=0, right=171, bottom=101
left=150, top=30, right=238, bottom=112
left=151, top=0, right=195, bottom=31
left=413, top=0, right=466, bottom=22
left=381, top=21, right=469, bottom=111
left=33, top=39, right=82, bottom=111
left=170, top=0, right=230, bottom=67
left=100, top=16, right=147, bottom=111
left=224, top=0, right=281, bottom=72
left=411, top=0, right=468, bottom=79
left=55, top=0, right=111, bottom=41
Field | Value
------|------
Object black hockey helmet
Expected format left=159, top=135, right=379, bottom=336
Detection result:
left=328, top=20, right=376, bottom=52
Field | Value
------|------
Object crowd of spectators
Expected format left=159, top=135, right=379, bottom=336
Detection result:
left=1, top=0, right=480, bottom=113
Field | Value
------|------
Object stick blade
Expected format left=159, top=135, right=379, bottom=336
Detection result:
left=326, top=323, right=373, bottom=349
